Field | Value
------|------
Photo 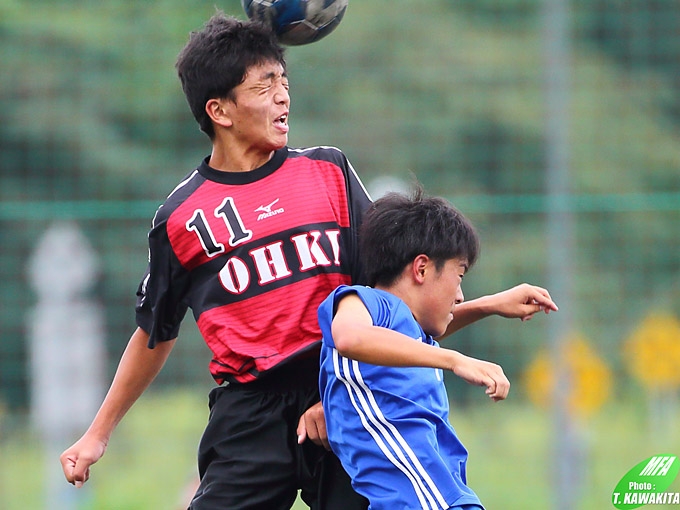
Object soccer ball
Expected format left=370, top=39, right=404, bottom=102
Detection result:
left=241, top=0, right=349, bottom=46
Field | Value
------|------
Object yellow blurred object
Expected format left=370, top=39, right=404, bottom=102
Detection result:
left=523, top=333, right=613, bottom=418
left=623, top=312, right=680, bottom=389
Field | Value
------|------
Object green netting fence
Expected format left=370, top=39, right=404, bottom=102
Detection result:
left=2, top=1, right=680, bottom=509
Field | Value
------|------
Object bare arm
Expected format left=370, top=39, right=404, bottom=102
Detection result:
left=60, top=327, right=175, bottom=487
left=297, top=291, right=515, bottom=446
left=443, top=283, right=558, bottom=337
left=330, top=294, right=509, bottom=401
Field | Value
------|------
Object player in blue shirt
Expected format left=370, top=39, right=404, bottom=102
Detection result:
left=318, top=187, right=557, bottom=509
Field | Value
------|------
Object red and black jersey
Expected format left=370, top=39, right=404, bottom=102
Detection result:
left=135, top=146, right=371, bottom=384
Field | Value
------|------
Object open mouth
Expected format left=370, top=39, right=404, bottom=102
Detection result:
left=275, top=113, right=288, bottom=126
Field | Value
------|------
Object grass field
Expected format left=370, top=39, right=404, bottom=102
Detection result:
left=1, top=389, right=678, bottom=509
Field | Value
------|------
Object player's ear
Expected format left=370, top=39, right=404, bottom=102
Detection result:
left=412, top=254, right=430, bottom=284
left=205, top=98, right=233, bottom=128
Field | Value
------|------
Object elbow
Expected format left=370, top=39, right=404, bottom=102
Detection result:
left=331, top=325, right=363, bottom=358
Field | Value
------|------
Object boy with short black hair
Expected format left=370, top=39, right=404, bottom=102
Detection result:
left=61, top=14, right=372, bottom=510
left=61, top=12, right=557, bottom=510
left=318, top=188, right=556, bottom=509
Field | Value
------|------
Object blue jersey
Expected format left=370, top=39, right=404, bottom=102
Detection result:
left=318, top=285, right=484, bottom=510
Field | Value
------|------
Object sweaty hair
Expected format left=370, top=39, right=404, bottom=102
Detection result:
left=359, top=186, right=480, bottom=287
left=175, top=12, right=287, bottom=139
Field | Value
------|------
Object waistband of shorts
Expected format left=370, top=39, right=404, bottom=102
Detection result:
left=227, top=353, right=320, bottom=392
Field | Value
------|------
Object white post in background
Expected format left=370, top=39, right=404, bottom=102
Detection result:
left=27, top=221, right=106, bottom=510
left=543, top=0, right=582, bottom=509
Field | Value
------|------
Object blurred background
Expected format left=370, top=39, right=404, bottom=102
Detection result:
left=1, top=0, right=679, bottom=508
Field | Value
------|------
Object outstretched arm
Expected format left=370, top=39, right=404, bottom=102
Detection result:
left=60, top=327, right=175, bottom=487
left=442, top=283, right=558, bottom=337
left=329, top=293, right=509, bottom=401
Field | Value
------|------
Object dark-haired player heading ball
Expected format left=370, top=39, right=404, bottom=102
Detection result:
left=60, top=12, right=557, bottom=510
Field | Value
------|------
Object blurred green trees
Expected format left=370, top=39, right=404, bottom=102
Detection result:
left=1, top=0, right=679, bottom=408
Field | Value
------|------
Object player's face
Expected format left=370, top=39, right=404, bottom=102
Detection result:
left=228, top=61, right=290, bottom=156
left=418, top=258, right=467, bottom=337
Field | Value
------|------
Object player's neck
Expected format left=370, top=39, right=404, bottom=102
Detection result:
left=208, top=142, right=275, bottom=173
left=375, top=279, right=416, bottom=312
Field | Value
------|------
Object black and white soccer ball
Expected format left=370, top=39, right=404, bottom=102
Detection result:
left=242, top=0, right=349, bottom=46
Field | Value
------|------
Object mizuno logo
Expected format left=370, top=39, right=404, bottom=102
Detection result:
left=255, top=199, right=285, bottom=220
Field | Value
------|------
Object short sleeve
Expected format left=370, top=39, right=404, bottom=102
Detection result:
left=318, top=284, right=396, bottom=351
left=135, top=214, right=190, bottom=346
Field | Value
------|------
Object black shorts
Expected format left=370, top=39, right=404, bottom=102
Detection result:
left=188, top=358, right=368, bottom=510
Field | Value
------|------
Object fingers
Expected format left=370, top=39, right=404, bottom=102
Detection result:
left=60, top=451, right=91, bottom=488
left=484, top=373, right=510, bottom=401
left=60, top=451, right=77, bottom=484
left=483, top=360, right=509, bottom=401
left=302, top=415, right=330, bottom=450
left=514, top=285, right=559, bottom=321
left=296, top=415, right=308, bottom=445
left=297, top=403, right=331, bottom=451
left=525, top=285, right=558, bottom=312
left=73, top=463, right=90, bottom=488
left=60, top=436, right=108, bottom=488
left=450, top=353, right=510, bottom=402
left=72, top=456, right=92, bottom=488
left=317, top=421, right=330, bottom=451
left=494, top=284, right=558, bottom=320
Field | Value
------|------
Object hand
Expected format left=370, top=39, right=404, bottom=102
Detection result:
left=451, top=352, right=510, bottom=402
left=60, top=434, right=108, bottom=488
left=296, top=401, right=330, bottom=450
left=488, top=283, right=558, bottom=322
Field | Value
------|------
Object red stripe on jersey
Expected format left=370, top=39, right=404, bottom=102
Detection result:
left=166, top=156, right=351, bottom=271
left=199, top=272, right=351, bottom=383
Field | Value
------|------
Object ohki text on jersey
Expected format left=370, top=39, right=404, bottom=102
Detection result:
left=184, top=198, right=343, bottom=295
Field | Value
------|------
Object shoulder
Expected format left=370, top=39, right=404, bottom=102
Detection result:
left=319, top=284, right=366, bottom=319
left=320, top=284, right=360, bottom=310
left=336, top=286, right=399, bottom=325
left=285, top=146, right=370, bottom=206
left=328, top=284, right=381, bottom=304
left=287, top=145, right=348, bottom=165
left=151, top=166, right=205, bottom=228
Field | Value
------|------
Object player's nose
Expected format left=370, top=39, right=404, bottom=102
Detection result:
left=275, top=83, right=290, bottom=106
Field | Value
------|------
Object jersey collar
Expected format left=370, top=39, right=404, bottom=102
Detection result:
left=198, top=147, right=288, bottom=185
